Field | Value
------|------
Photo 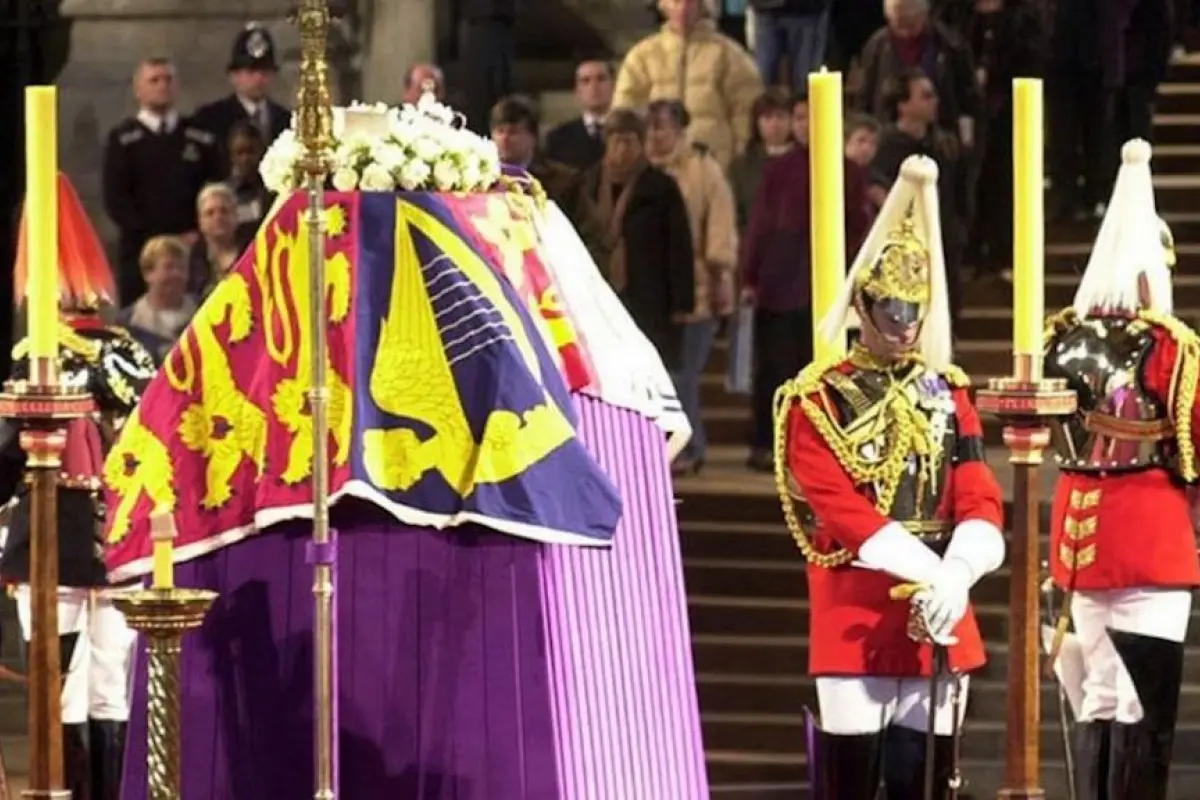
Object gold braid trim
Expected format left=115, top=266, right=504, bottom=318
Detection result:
left=1140, top=309, right=1200, bottom=482
left=11, top=323, right=103, bottom=364
left=772, top=356, right=922, bottom=568
left=942, top=364, right=971, bottom=389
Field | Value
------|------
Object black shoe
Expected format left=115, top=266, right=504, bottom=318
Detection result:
left=1106, top=629, right=1184, bottom=800
left=89, top=719, right=126, bottom=800
left=882, top=724, right=956, bottom=799
left=1072, top=720, right=1111, bottom=800
left=806, top=710, right=883, bottom=800
left=63, top=723, right=91, bottom=800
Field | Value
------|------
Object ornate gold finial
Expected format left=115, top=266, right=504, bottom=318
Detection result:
left=854, top=205, right=931, bottom=306
left=292, top=0, right=335, bottom=176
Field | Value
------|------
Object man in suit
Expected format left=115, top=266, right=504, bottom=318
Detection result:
left=543, top=59, right=614, bottom=171
left=192, top=23, right=291, bottom=167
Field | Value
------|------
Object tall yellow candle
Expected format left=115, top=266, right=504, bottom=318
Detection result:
left=150, top=511, right=175, bottom=590
left=24, top=87, right=59, bottom=363
left=1012, top=78, right=1044, bottom=371
left=808, top=69, right=846, bottom=363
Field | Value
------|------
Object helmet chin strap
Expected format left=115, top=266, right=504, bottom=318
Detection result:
left=854, top=294, right=924, bottom=358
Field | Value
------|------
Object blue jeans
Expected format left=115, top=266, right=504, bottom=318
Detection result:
left=754, top=9, right=831, bottom=88
left=673, top=319, right=718, bottom=462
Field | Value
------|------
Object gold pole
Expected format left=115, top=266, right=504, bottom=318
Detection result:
left=113, top=584, right=216, bottom=800
left=291, top=2, right=336, bottom=798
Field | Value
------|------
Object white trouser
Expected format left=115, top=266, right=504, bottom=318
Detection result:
left=816, top=674, right=971, bottom=736
left=1071, top=587, right=1192, bottom=724
left=14, top=585, right=138, bottom=725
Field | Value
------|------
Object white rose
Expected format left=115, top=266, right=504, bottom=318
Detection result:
left=432, top=158, right=460, bottom=192
left=398, top=160, right=432, bottom=191
left=360, top=163, right=396, bottom=192
left=331, top=167, right=359, bottom=192
left=459, top=158, right=482, bottom=190
left=374, top=142, right=407, bottom=174
left=413, top=136, right=444, bottom=163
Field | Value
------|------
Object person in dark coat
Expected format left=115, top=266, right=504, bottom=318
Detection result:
left=964, top=0, right=1045, bottom=277
left=101, top=57, right=222, bottom=305
left=192, top=24, right=291, bottom=168
left=857, top=0, right=980, bottom=149
left=738, top=103, right=871, bottom=471
left=871, top=67, right=967, bottom=320
left=1048, top=0, right=1115, bottom=221
left=456, top=0, right=518, bottom=134
left=576, top=108, right=696, bottom=373
left=543, top=58, right=614, bottom=171
left=1114, top=0, right=1174, bottom=147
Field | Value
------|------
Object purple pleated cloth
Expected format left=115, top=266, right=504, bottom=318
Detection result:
left=120, top=513, right=560, bottom=799
left=538, top=395, right=708, bottom=798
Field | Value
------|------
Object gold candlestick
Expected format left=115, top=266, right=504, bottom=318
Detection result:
left=113, top=588, right=216, bottom=800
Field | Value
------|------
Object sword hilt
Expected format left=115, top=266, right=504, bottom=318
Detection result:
left=889, top=581, right=928, bottom=601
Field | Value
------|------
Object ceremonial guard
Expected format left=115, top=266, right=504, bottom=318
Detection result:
left=0, top=175, right=156, bottom=800
left=776, top=156, right=1006, bottom=799
left=1043, top=139, right=1200, bottom=800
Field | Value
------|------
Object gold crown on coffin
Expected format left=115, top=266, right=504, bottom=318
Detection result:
left=1161, top=217, right=1177, bottom=269
left=854, top=206, right=931, bottom=305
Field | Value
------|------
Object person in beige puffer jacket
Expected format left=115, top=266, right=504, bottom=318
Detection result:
left=645, top=99, right=738, bottom=474
left=615, top=0, right=763, bottom=170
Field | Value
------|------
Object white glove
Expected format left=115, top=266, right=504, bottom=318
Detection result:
left=913, top=557, right=974, bottom=641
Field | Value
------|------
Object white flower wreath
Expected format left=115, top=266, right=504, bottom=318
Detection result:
left=259, top=93, right=503, bottom=195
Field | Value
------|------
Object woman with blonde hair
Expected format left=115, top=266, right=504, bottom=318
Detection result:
left=117, top=235, right=198, bottom=363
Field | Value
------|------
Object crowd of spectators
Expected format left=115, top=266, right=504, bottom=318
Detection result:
left=95, top=0, right=1179, bottom=478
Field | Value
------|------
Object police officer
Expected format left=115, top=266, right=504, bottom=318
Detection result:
left=192, top=23, right=291, bottom=166
left=101, top=57, right=221, bottom=305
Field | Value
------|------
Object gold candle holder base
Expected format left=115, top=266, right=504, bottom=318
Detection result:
left=973, top=353, right=1076, bottom=800
left=114, top=588, right=217, bottom=800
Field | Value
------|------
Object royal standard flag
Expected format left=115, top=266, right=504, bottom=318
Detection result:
left=103, top=190, right=622, bottom=581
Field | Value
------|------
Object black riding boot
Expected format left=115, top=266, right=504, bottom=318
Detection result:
left=63, top=723, right=91, bottom=800
left=89, top=719, right=126, bottom=800
left=805, top=710, right=883, bottom=800
left=882, top=724, right=956, bottom=800
left=1107, top=629, right=1184, bottom=800
left=1072, top=720, right=1112, bottom=800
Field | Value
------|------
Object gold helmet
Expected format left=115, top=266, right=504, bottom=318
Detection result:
left=852, top=206, right=931, bottom=342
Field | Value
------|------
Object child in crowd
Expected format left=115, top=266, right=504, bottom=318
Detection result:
left=845, top=112, right=886, bottom=211
left=226, top=122, right=271, bottom=243
left=116, top=235, right=198, bottom=364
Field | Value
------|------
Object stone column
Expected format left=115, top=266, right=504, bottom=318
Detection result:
left=359, top=0, right=435, bottom=105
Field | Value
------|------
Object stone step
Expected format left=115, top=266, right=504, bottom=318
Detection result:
left=1151, top=113, right=1200, bottom=146
left=1152, top=144, right=1200, bottom=175
left=1155, top=82, right=1200, bottom=114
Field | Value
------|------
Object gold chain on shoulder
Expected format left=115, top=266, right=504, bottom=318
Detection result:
left=1140, top=309, right=1200, bottom=481
left=772, top=358, right=920, bottom=568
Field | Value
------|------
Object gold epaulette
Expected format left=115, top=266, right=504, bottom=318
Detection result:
left=1044, top=307, right=1080, bottom=348
left=940, top=364, right=970, bottom=388
left=11, top=324, right=102, bottom=365
left=770, top=355, right=918, bottom=568
left=1139, top=309, right=1200, bottom=481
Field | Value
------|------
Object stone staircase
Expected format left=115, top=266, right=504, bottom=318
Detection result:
left=681, top=56, right=1200, bottom=797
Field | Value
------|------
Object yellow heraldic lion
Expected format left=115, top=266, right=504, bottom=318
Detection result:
left=104, top=406, right=177, bottom=544
left=256, top=207, right=353, bottom=484
left=165, top=271, right=268, bottom=509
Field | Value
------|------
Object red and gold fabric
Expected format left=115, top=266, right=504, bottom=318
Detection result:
left=1050, top=313, right=1200, bottom=591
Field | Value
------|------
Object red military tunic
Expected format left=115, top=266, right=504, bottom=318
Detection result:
left=1050, top=321, right=1200, bottom=591
left=786, top=363, right=1005, bottom=678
